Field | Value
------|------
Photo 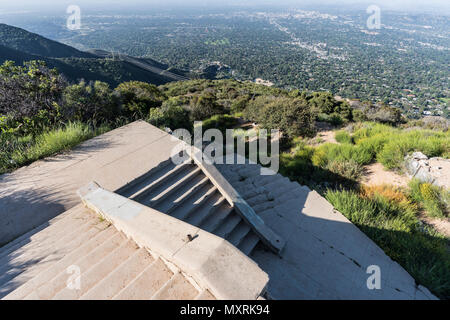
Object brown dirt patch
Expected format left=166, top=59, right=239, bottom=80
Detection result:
left=362, top=162, right=409, bottom=188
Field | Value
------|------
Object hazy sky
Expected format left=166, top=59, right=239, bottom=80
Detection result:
left=1, top=0, right=449, bottom=14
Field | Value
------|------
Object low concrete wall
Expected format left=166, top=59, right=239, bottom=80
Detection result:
left=78, top=182, right=269, bottom=300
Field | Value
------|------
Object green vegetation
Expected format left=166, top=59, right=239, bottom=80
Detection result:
left=1, top=122, right=109, bottom=173
left=202, top=114, right=239, bottom=133
left=0, top=24, right=186, bottom=87
left=409, top=179, right=449, bottom=219
left=1, top=58, right=449, bottom=299
left=326, top=186, right=450, bottom=299
left=334, top=130, right=353, bottom=144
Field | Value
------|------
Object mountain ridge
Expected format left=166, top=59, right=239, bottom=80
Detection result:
left=0, top=23, right=188, bottom=87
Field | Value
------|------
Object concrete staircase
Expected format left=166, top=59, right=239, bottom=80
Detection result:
left=1, top=205, right=214, bottom=300
left=116, top=159, right=261, bottom=256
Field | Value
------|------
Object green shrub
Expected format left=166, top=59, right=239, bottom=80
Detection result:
left=62, top=80, right=119, bottom=124
left=317, top=113, right=345, bottom=125
left=230, top=96, right=249, bottom=114
left=325, top=159, right=364, bottom=181
left=8, top=122, right=109, bottom=169
left=313, top=143, right=373, bottom=168
left=115, top=81, right=166, bottom=119
left=350, top=123, right=449, bottom=170
left=408, top=179, right=449, bottom=218
left=335, top=130, right=353, bottom=144
left=244, top=96, right=315, bottom=138
left=189, top=92, right=223, bottom=120
left=202, top=114, right=239, bottom=133
left=148, top=105, right=191, bottom=130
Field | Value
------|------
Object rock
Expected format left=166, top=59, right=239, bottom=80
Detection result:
left=411, top=152, right=428, bottom=160
left=405, top=154, right=450, bottom=188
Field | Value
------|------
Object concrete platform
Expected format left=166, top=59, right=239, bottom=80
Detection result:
left=0, top=121, right=182, bottom=246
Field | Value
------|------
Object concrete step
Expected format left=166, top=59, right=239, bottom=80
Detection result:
left=213, top=212, right=242, bottom=239
left=0, top=206, right=89, bottom=261
left=3, top=226, right=117, bottom=300
left=116, top=159, right=175, bottom=197
left=240, top=186, right=267, bottom=200
left=237, top=232, right=260, bottom=256
left=0, top=218, right=107, bottom=291
left=246, top=193, right=270, bottom=207
left=195, top=289, right=215, bottom=300
left=24, top=232, right=126, bottom=300
left=155, top=175, right=209, bottom=213
left=142, top=166, right=202, bottom=207
left=264, top=178, right=295, bottom=198
left=245, top=173, right=284, bottom=187
left=151, top=272, right=198, bottom=300
left=199, top=199, right=233, bottom=233
left=235, top=165, right=261, bottom=178
left=51, top=238, right=138, bottom=299
left=131, top=162, right=193, bottom=202
left=112, top=258, right=173, bottom=300
left=226, top=220, right=252, bottom=248
left=181, top=190, right=222, bottom=226
left=80, top=247, right=154, bottom=300
left=170, top=185, right=218, bottom=221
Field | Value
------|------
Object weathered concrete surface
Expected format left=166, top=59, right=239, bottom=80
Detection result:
left=79, top=183, right=269, bottom=300
left=216, top=156, right=438, bottom=300
left=2, top=205, right=208, bottom=300
left=0, top=121, right=183, bottom=245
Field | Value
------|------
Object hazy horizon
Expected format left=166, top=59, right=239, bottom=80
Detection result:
left=1, top=0, right=449, bottom=15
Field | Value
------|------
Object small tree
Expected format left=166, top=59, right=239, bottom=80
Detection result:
left=0, top=60, right=67, bottom=135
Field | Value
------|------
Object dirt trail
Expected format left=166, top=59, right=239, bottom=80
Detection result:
left=317, top=130, right=337, bottom=144
left=362, top=163, right=409, bottom=188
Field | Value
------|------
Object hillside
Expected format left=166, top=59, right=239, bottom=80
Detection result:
left=0, top=23, right=94, bottom=58
left=0, top=24, right=188, bottom=87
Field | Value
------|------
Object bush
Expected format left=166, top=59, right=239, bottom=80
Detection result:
left=408, top=179, right=449, bottom=218
left=325, top=159, right=364, bottom=181
left=313, top=143, right=373, bottom=168
left=148, top=104, right=191, bottom=130
left=349, top=123, right=449, bottom=170
left=306, top=92, right=352, bottom=123
left=189, top=92, right=223, bottom=120
left=0, top=60, right=67, bottom=136
left=202, top=114, right=239, bottom=133
left=335, top=130, right=353, bottom=144
left=5, top=122, right=109, bottom=172
left=244, top=96, right=315, bottom=138
left=377, top=130, right=449, bottom=169
left=230, top=96, right=249, bottom=114
left=115, top=81, right=166, bottom=119
left=353, top=103, right=403, bottom=125
left=62, top=80, right=119, bottom=124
